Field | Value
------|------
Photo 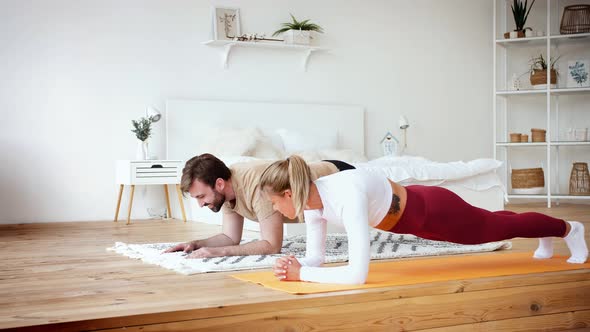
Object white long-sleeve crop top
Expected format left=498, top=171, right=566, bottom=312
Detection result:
left=299, top=169, right=393, bottom=284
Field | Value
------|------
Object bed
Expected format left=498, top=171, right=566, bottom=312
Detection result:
left=165, top=99, right=505, bottom=235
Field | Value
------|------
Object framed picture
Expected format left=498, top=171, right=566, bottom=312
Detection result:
left=211, top=7, right=241, bottom=41
left=567, top=59, right=590, bottom=88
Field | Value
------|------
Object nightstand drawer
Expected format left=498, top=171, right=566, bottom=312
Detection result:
left=116, top=160, right=183, bottom=185
left=132, top=163, right=180, bottom=184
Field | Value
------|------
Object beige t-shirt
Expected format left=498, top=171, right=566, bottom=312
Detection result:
left=222, top=160, right=339, bottom=222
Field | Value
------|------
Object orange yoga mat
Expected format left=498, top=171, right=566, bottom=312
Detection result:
left=231, top=252, right=590, bottom=295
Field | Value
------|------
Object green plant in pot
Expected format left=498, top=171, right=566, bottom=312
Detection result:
left=272, top=14, right=324, bottom=45
left=504, top=0, right=535, bottom=38
left=131, top=116, right=155, bottom=160
left=529, top=54, right=560, bottom=88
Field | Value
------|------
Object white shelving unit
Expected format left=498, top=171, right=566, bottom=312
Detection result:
left=493, top=0, right=590, bottom=207
left=202, top=39, right=325, bottom=71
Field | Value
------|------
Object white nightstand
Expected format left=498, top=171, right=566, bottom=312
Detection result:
left=115, top=160, right=186, bottom=224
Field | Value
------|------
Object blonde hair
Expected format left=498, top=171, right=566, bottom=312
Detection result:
left=260, top=155, right=312, bottom=221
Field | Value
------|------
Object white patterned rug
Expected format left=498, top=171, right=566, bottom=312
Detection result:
left=108, top=230, right=511, bottom=275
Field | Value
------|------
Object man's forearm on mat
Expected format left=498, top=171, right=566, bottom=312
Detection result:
left=192, top=233, right=235, bottom=248
left=218, top=240, right=279, bottom=256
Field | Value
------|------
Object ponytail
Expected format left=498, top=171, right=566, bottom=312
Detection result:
left=260, top=155, right=312, bottom=221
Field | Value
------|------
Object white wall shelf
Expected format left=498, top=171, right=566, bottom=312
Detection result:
left=551, top=87, right=590, bottom=95
left=493, top=0, right=590, bottom=207
left=495, top=32, right=590, bottom=48
left=202, top=40, right=325, bottom=71
left=496, top=142, right=548, bottom=147
left=496, top=89, right=547, bottom=96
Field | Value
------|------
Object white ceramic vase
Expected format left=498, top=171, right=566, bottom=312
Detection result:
left=136, top=140, right=149, bottom=160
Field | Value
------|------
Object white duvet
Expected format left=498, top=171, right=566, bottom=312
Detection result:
left=354, top=155, right=502, bottom=185
left=217, top=154, right=504, bottom=192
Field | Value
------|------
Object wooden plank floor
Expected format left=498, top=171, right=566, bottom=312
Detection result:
left=0, top=203, right=589, bottom=331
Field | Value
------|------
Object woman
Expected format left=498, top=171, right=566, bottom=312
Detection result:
left=259, top=156, right=588, bottom=285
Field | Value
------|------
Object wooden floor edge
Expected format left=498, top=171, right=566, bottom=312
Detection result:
left=5, top=273, right=589, bottom=332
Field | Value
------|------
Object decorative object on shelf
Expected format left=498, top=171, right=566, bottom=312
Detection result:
left=131, top=106, right=161, bottom=160
left=521, top=134, right=529, bottom=142
left=560, top=5, right=590, bottom=34
left=233, top=33, right=282, bottom=43
left=212, top=7, right=241, bottom=41
left=525, top=29, right=535, bottom=37
left=399, top=115, right=410, bottom=152
left=563, top=128, right=589, bottom=141
left=536, top=30, right=544, bottom=37
left=511, top=73, right=522, bottom=90
left=380, top=131, right=399, bottom=156
left=531, top=128, right=546, bottom=142
left=510, top=133, right=522, bottom=142
left=272, top=14, right=324, bottom=45
left=511, top=167, right=545, bottom=192
left=529, top=54, right=559, bottom=89
left=569, top=162, right=590, bottom=195
left=567, top=59, right=590, bottom=88
left=504, top=0, right=535, bottom=39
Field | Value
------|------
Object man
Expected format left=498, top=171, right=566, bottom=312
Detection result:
left=163, top=153, right=354, bottom=258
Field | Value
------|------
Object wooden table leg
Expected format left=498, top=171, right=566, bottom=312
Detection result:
left=164, top=184, right=172, bottom=219
left=126, top=185, right=135, bottom=225
left=176, top=184, right=187, bottom=222
left=114, top=184, right=124, bottom=222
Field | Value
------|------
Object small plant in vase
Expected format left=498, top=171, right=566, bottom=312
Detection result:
left=131, top=116, right=154, bottom=160
left=504, top=0, right=535, bottom=39
left=529, top=53, right=560, bottom=89
left=272, top=14, right=324, bottom=45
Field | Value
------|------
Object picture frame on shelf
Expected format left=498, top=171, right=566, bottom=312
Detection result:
left=567, top=59, right=590, bottom=88
left=211, top=7, right=241, bottom=41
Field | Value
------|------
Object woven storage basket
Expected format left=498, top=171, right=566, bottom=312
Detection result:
left=510, top=133, right=522, bottom=142
left=569, top=162, right=590, bottom=195
left=560, top=5, right=590, bottom=34
left=531, top=128, right=546, bottom=142
left=521, top=134, right=529, bottom=142
left=512, top=168, right=545, bottom=189
left=530, top=69, right=557, bottom=86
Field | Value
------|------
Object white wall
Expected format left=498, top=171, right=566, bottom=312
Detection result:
left=0, top=0, right=494, bottom=223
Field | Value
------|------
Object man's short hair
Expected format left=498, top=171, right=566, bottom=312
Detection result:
left=180, top=153, right=231, bottom=194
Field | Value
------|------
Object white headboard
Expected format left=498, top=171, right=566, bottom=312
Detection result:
left=166, top=99, right=365, bottom=161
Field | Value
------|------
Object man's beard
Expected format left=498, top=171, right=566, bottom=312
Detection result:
left=208, top=189, right=226, bottom=213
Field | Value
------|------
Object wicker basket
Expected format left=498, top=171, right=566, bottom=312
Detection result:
left=531, top=128, right=546, bottom=142
left=512, top=168, right=545, bottom=189
left=530, top=69, right=557, bottom=86
left=560, top=5, right=590, bottom=34
left=510, top=133, right=522, bottom=142
left=521, top=134, right=529, bottom=142
left=569, top=162, right=590, bottom=195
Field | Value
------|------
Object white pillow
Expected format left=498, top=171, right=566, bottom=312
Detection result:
left=202, top=127, right=261, bottom=156
left=248, top=136, right=285, bottom=159
left=276, top=128, right=338, bottom=154
left=259, top=128, right=285, bottom=152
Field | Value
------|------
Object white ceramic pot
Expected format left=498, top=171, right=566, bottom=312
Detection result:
left=283, top=29, right=311, bottom=45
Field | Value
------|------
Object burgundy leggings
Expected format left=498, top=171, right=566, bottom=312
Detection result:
left=389, top=185, right=567, bottom=245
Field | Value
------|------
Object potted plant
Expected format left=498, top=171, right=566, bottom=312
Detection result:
left=131, top=116, right=155, bottom=160
left=272, top=14, right=324, bottom=45
left=529, top=54, right=560, bottom=88
left=504, top=0, right=535, bottom=39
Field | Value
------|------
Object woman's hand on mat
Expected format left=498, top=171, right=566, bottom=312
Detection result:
left=273, top=254, right=301, bottom=281
left=186, top=247, right=223, bottom=259
left=162, top=241, right=199, bottom=254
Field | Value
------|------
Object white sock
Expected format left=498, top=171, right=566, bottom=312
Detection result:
left=533, top=237, right=553, bottom=259
left=564, top=221, right=589, bottom=264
